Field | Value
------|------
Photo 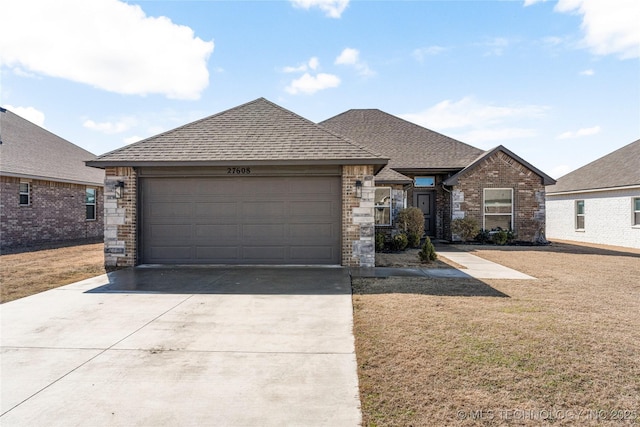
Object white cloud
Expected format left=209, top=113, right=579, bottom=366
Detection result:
left=523, top=0, right=551, bottom=6
left=529, top=0, right=640, bottom=59
left=335, top=48, right=359, bottom=65
left=400, top=96, right=549, bottom=146
left=285, top=72, right=341, bottom=95
left=290, top=0, right=349, bottom=18
left=83, top=117, right=137, bottom=134
left=480, top=37, right=511, bottom=56
left=335, top=48, right=374, bottom=76
left=556, top=125, right=601, bottom=139
left=0, top=0, right=214, bottom=100
left=3, top=105, right=45, bottom=127
left=402, top=97, right=548, bottom=130
left=283, top=57, right=320, bottom=73
left=412, top=46, right=447, bottom=62
left=123, top=135, right=144, bottom=145
left=579, top=69, right=595, bottom=76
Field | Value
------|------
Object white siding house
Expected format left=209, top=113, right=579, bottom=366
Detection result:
left=546, top=140, right=640, bottom=249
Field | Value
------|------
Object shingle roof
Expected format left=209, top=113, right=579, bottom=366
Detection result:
left=444, top=145, right=556, bottom=186
left=374, top=166, right=413, bottom=184
left=0, top=107, right=103, bottom=185
left=88, top=98, right=387, bottom=168
left=546, top=139, right=640, bottom=193
left=319, top=109, right=484, bottom=170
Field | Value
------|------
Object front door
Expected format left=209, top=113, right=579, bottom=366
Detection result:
left=414, top=191, right=436, bottom=237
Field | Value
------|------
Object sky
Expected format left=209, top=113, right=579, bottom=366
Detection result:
left=1, top=0, right=639, bottom=179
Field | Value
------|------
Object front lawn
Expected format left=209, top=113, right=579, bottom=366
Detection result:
left=353, top=242, right=640, bottom=426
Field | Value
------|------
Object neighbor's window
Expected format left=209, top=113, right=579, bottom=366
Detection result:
left=483, top=188, right=513, bottom=230
left=86, top=188, right=96, bottom=220
left=414, top=176, right=435, bottom=187
left=633, top=198, right=640, bottom=226
left=575, top=200, right=585, bottom=230
left=375, top=187, right=392, bottom=226
left=19, top=182, right=30, bottom=206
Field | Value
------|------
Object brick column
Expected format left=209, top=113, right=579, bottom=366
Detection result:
left=104, top=167, right=137, bottom=268
left=342, top=165, right=375, bottom=267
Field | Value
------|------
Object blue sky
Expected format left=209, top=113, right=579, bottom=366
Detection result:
left=1, top=0, right=638, bottom=179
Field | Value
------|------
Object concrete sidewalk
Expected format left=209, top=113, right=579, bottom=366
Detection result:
left=352, top=249, right=535, bottom=280
left=1, top=267, right=361, bottom=427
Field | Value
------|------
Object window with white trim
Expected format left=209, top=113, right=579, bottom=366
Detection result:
left=19, top=182, right=30, bottom=206
left=86, top=188, right=96, bottom=221
left=575, top=200, right=585, bottom=230
left=633, top=198, right=640, bottom=226
left=483, top=188, right=513, bottom=231
left=374, top=187, right=392, bottom=226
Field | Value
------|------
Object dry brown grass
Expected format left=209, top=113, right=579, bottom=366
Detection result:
left=353, top=241, right=640, bottom=426
left=0, top=242, right=105, bottom=303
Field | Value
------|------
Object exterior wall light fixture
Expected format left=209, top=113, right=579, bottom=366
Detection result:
left=115, top=181, right=125, bottom=199
left=355, top=180, right=363, bottom=199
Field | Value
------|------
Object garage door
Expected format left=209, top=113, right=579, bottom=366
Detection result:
left=141, top=176, right=341, bottom=264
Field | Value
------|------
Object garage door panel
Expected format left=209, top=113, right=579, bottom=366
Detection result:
left=148, top=225, right=192, bottom=240
left=242, top=246, right=286, bottom=262
left=150, top=246, right=192, bottom=261
left=142, top=176, right=340, bottom=264
left=194, top=202, right=238, bottom=217
left=194, top=224, right=239, bottom=239
left=196, top=246, right=241, bottom=260
left=290, top=246, right=335, bottom=261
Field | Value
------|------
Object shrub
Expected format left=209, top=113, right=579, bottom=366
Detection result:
left=419, top=236, right=437, bottom=263
left=451, top=217, right=480, bottom=242
left=407, top=231, right=422, bottom=248
left=390, top=233, right=409, bottom=251
left=375, top=232, right=386, bottom=252
left=475, top=229, right=491, bottom=244
left=492, top=229, right=508, bottom=245
left=397, top=207, right=425, bottom=239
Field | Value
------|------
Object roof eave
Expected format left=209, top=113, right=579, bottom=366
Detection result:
left=0, top=171, right=104, bottom=186
left=86, top=158, right=388, bottom=170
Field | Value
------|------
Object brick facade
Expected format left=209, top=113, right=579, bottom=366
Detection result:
left=0, top=175, right=103, bottom=249
left=452, top=151, right=547, bottom=242
left=342, top=165, right=376, bottom=267
left=103, top=167, right=137, bottom=268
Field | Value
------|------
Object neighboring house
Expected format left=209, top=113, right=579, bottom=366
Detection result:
left=546, top=139, right=640, bottom=249
left=87, top=98, right=387, bottom=268
left=320, top=109, right=556, bottom=242
left=0, top=107, right=104, bottom=250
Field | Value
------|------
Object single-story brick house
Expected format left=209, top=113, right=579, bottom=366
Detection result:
left=87, top=98, right=388, bottom=268
left=0, top=107, right=104, bottom=250
left=320, top=109, right=556, bottom=242
left=88, top=98, right=556, bottom=268
left=546, top=139, right=640, bottom=249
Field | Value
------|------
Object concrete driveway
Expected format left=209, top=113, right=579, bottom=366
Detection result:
left=0, top=266, right=361, bottom=426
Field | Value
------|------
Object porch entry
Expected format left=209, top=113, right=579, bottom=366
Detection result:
left=414, top=191, right=436, bottom=237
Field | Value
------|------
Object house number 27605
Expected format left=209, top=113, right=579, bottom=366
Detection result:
left=227, top=167, right=251, bottom=175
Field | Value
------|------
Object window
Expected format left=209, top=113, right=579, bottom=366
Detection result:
left=483, top=188, right=513, bottom=230
left=19, top=182, right=30, bottom=205
left=86, top=188, right=96, bottom=220
left=375, top=187, right=392, bottom=226
left=414, top=176, right=435, bottom=187
left=575, top=200, right=585, bottom=230
left=634, top=198, right=640, bottom=226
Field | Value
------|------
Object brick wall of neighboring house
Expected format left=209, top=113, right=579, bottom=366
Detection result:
left=342, top=165, right=376, bottom=267
left=103, top=167, right=137, bottom=268
left=0, top=175, right=103, bottom=249
left=546, top=188, right=640, bottom=249
left=452, top=151, right=547, bottom=242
